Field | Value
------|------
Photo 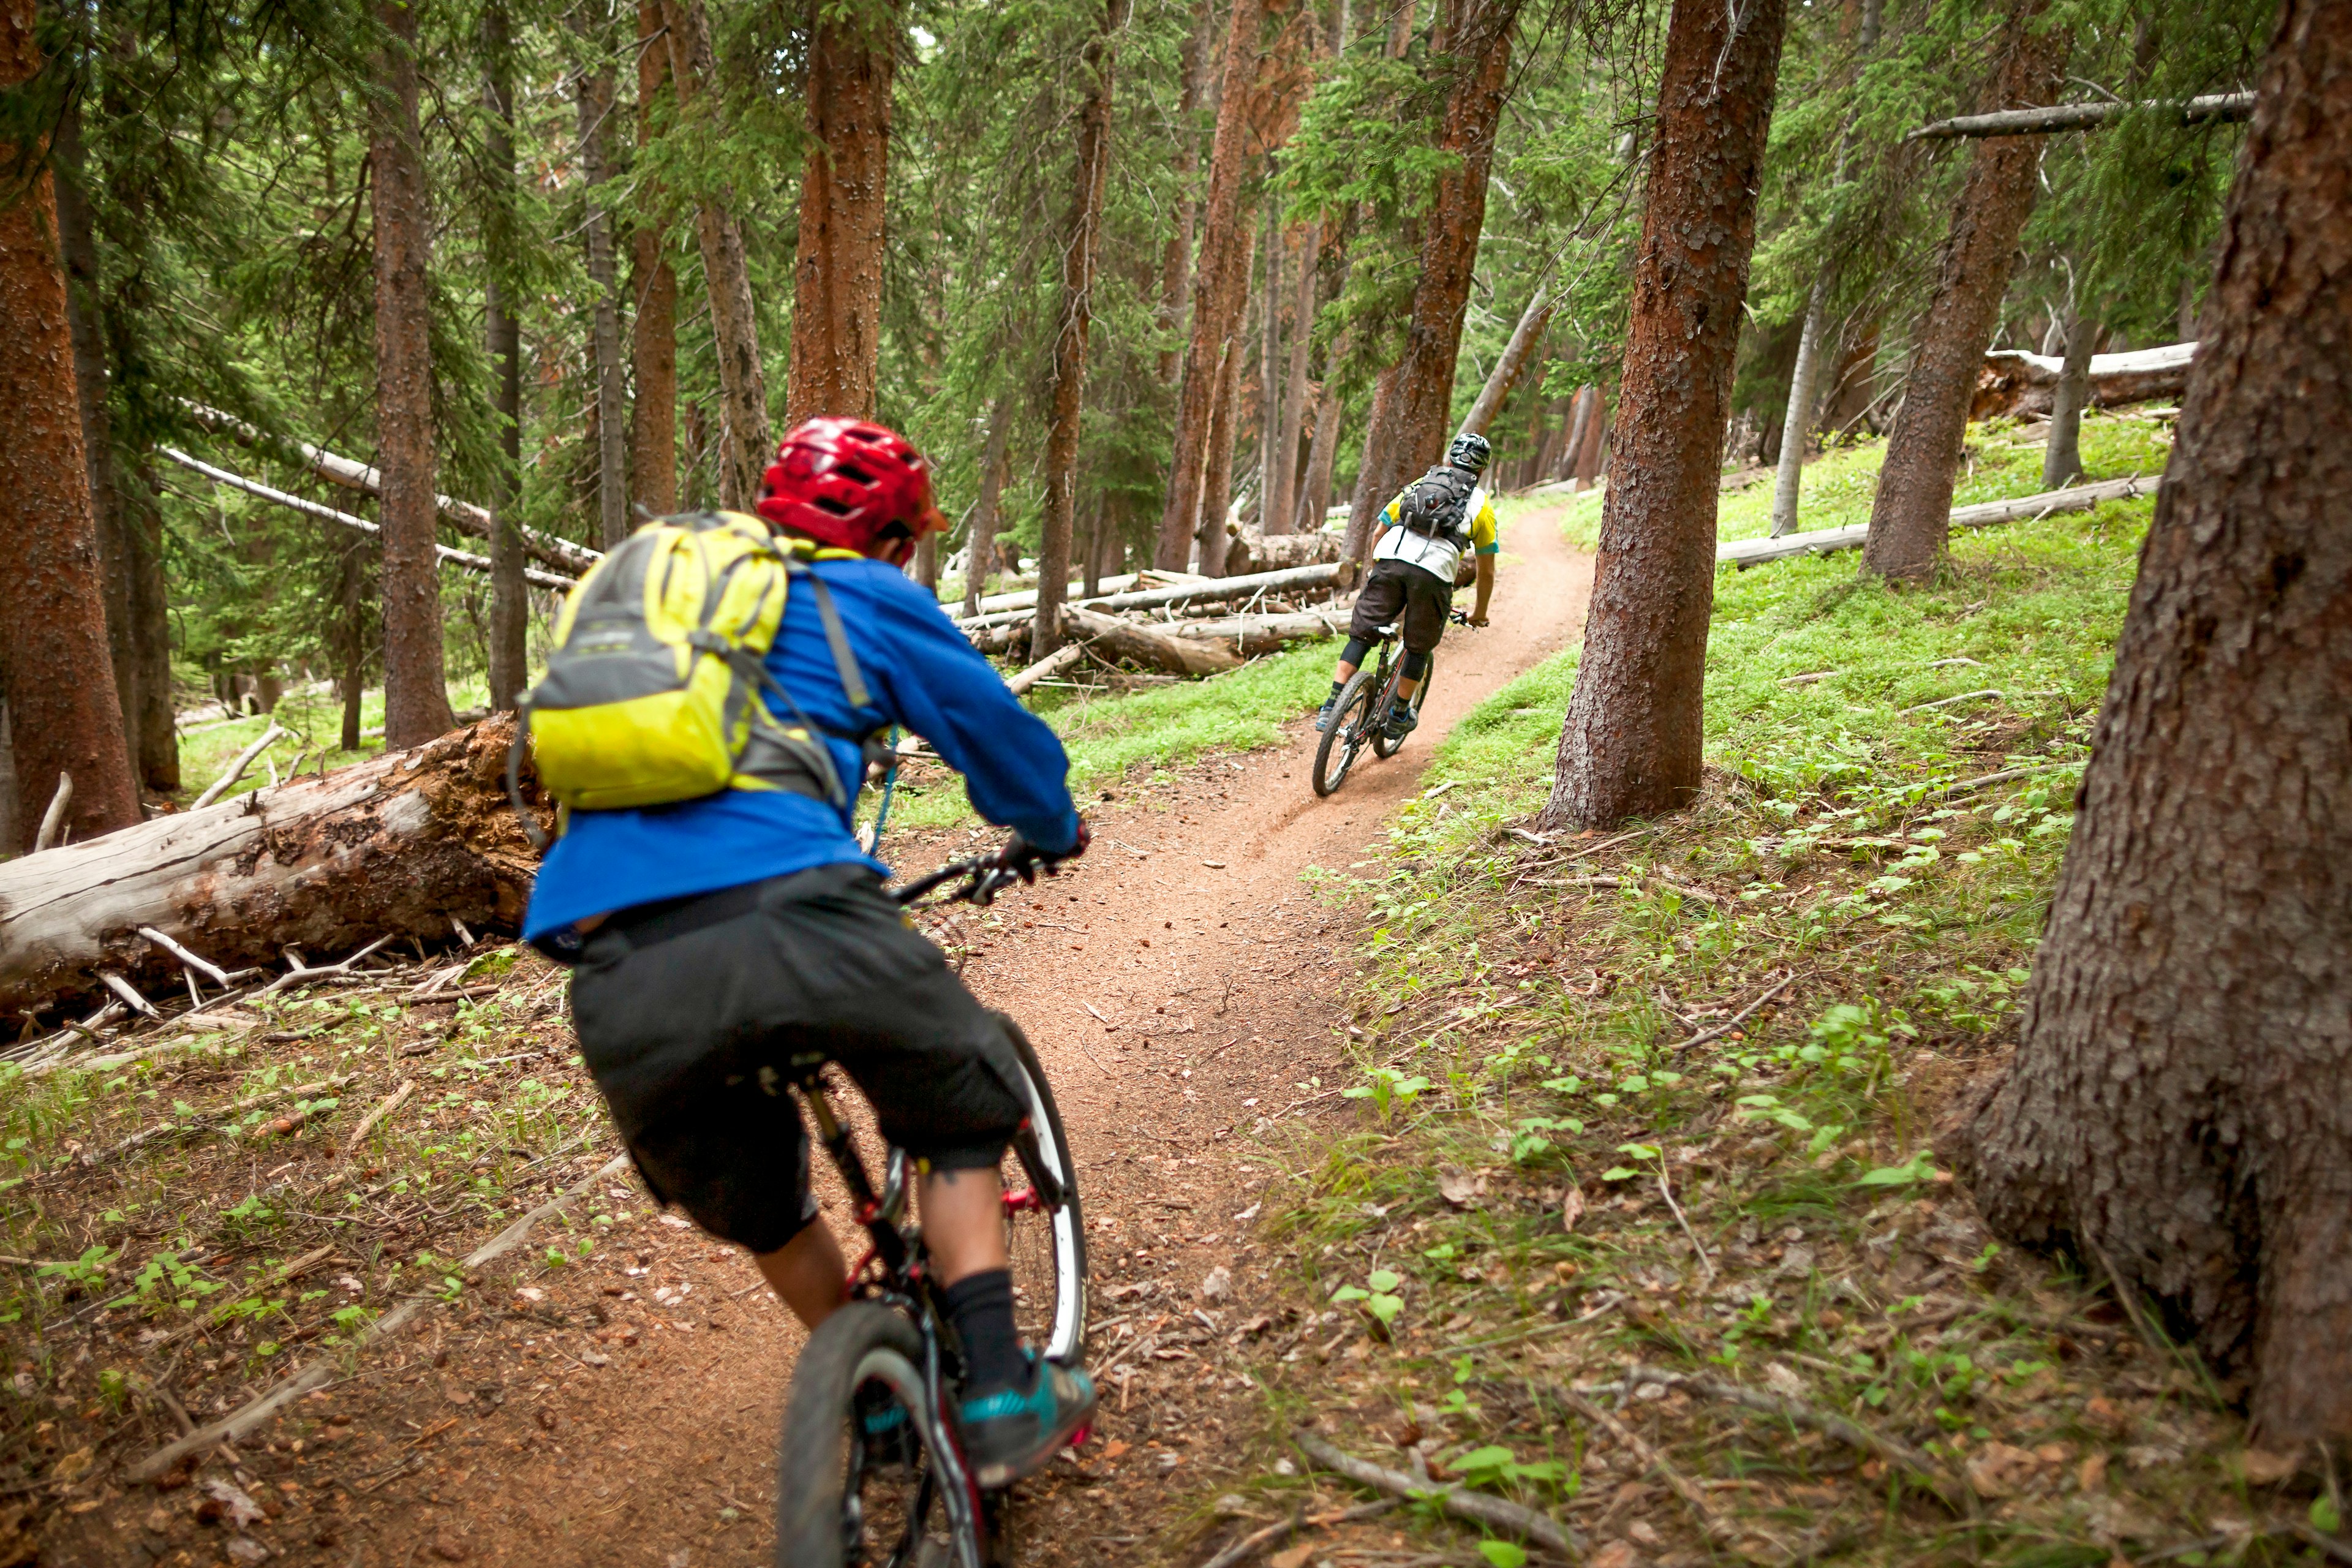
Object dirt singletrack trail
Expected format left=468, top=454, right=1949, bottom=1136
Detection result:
left=213, top=514, right=1586, bottom=1568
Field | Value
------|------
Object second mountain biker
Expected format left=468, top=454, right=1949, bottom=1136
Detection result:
left=519, top=417, right=1096, bottom=1490
left=1319, top=432, right=1499, bottom=740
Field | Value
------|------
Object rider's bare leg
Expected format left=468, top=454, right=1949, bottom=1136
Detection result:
left=1395, top=675, right=1420, bottom=703
left=755, top=1167, right=1009, bottom=1331
left=757, top=1220, right=851, bottom=1330
left=1332, top=658, right=1360, bottom=684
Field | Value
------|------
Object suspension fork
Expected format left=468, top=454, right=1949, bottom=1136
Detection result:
left=796, top=1069, right=910, bottom=1278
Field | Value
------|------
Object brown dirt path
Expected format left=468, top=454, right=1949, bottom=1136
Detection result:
left=94, top=514, right=1585, bottom=1568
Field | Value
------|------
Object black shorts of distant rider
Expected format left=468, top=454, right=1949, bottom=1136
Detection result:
left=1348, top=557, right=1455, bottom=656
left=570, top=863, right=1028, bottom=1256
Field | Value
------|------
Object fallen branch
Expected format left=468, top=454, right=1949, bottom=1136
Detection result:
left=135, top=927, right=233, bottom=990
left=1005, top=641, right=1087, bottom=697
left=32, top=772, right=73, bottom=853
left=1900, top=688, right=2004, bottom=715
left=1908, top=91, right=2252, bottom=140
left=96, top=1074, right=355, bottom=1164
left=340, top=1080, right=416, bottom=1157
left=1293, top=1431, right=1580, bottom=1557
left=1721, top=475, right=2158, bottom=569
left=97, top=971, right=162, bottom=1020
left=124, top=1152, right=630, bottom=1483
left=191, top=723, right=293, bottom=810
left=1622, top=1364, right=1970, bottom=1513
left=256, top=936, right=396, bottom=998
left=1194, top=1500, right=1397, bottom=1568
left=959, top=562, right=1349, bottom=631
left=1668, top=973, right=1795, bottom=1054
left=1550, top=1385, right=1736, bottom=1544
left=1929, top=761, right=2073, bottom=797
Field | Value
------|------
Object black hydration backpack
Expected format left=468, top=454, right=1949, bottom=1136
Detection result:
left=1396, top=464, right=1479, bottom=547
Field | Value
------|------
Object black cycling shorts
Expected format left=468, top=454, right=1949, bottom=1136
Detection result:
left=1349, top=556, right=1455, bottom=655
left=570, top=862, right=1029, bottom=1255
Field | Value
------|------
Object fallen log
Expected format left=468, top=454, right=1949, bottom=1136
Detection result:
left=1908, top=91, right=2252, bottom=141
left=1005, top=641, right=1087, bottom=696
left=0, top=718, right=548, bottom=1016
left=1062, top=607, right=1243, bottom=678
left=183, top=403, right=601, bottom=577
left=958, top=561, right=1353, bottom=631
left=1173, top=607, right=1352, bottom=657
left=1972, top=342, right=2196, bottom=421
left=1719, top=473, right=2157, bottom=569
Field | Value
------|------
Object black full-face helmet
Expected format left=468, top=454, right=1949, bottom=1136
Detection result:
left=1447, top=432, right=1492, bottom=473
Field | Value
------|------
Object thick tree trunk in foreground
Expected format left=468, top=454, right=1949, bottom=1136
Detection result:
left=1769, top=270, right=1833, bottom=536
left=0, top=720, right=549, bottom=1016
left=1034, top=0, right=1131, bottom=658
left=631, top=0, right=680, bottom=515
left=662, top=0, right=771, bottom=507
left=483, top=2, right=529, bottom=712
left=371, top=0, right=457, bottom=748
left=1460, top=287, right=1551, bottom=440
left=574, top=40, right=631, bottom=549
left=0, top=0, right=140, bottom=849
left=1951, top=0, right=2352, bottom=1443
left=1861, top=0, right=2068, bottom=581
left=786, top=0, right=891, bottom=424
left=1155, top=0, right=1273, bottom=569
left=1356, top=0, right=1525, bottom=505
left=962, top=397, right=1014, bottom=618
left=1540, top=0, right=1788, bottom=831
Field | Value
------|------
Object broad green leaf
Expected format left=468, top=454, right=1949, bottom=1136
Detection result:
left=1367, top=1269, right=1400, bottom=1293
left=1479, top=1542, right=1529, bottom=1567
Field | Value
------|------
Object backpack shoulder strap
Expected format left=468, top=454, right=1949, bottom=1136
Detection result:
left=788, top=558, right=875, bottom=712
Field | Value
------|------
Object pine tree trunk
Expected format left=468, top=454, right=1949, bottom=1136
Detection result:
left=962, top=396, right=1014, bottom=618
left=1540, top=0, right=1788, bottom=831
left=121, top=469, right=175, bottom=790
left=1034, top=0, right=1131, bottom=658
left=573, top=29, right=631, bottom=549
left=1299, top=379, right=1343, bottom=535
left=0, top=0, right=140, bottom=848
left=1824, top=318, right=1880, bottom=433
left=1458, top=286, right=1550, bottom=440
left=1343, top=363, right=1399, bottom=561
left=1359, top=0, right=1525, bottom=507
left=338, top=541, right=366, bottom=753
left=1770, top=269, right=1833, bottom=537
left=2041, top=304, right=2097, bottom=489
left=1254, top=206, right=1286, bottom=533
left=1154, top=0, right=1272, bottom=569
left=631, top=0, right=679, bottom=515
left=1860, top=0, right=2068, bottom=581
left=483, top=1, right=529, bottom=714
left=1950, top=0, right=2352, bottom=1441
left=1556, top=385, right=1593, bottom=483
left=1197, top=284, right=1252, bottom=577
left=1264, top=221, right=1322, bottom=535
left=661, top=0, right=771, bottom=508
left=1571, top=388, right=1607, bottom=489
left=786, top=0, right=891, bottom=424
left=1158, top=0, right=1216, bottom=390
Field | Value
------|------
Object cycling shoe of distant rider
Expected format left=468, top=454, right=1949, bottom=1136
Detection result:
left=1319, top=432, right=1498, bottom=741
left=522, top=418, right=1095, bottom=1490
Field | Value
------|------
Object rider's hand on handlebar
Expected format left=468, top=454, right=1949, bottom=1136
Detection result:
left=997, top=819, right=1089, bottom=884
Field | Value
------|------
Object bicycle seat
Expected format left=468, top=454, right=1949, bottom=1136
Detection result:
left=1375, top=623, right=1400, bottom=637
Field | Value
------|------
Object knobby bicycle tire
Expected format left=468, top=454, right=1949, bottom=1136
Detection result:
left=776, top=1303, right=979, bottom=1568
left=1370, top=656, right=1433, bottom=760
left=1311, top=670, right=1379, bottom=796
left=993, top=1014, right=1087, bottom=1365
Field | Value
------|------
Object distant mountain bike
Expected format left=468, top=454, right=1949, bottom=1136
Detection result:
left=774, top=848, right=1086, bottom=1568
left=1311, top=611, right=1471, bottom=797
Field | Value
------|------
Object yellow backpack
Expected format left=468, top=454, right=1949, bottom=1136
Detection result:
left=507, top=511, right=875, bottom=843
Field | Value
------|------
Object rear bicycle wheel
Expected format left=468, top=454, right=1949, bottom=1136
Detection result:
left=992, top=1016, right=1086, bottom=1365
left=1370, top=656, right=1432, bottom=760
left=776, top=1303, right=981, bottom=1568
left=1311, top=671, right=1378, bottom=797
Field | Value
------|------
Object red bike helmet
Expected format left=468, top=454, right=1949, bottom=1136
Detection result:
left=755, top=418, right=948, bottom=567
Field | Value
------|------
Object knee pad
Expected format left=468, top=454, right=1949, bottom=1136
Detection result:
left=1339, top=637, right=1374, bottom=668
left=1400, top=649, right=1431, bottom=680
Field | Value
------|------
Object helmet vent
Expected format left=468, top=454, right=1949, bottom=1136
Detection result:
left=834, top=464, right=876, bottom=486
left=814, top=496, right=857, bottom=517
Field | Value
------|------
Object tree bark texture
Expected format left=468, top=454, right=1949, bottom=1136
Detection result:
left=631, top=0, right=680, bottom=515
left=1950, top=0, right=2352, bottom=1442
left=786, top=0, right=891, bottom=424
left=1158, top=0, right=1216, bottom=390
left=573, top=31, right=631, bottom=549
left=1458, top=285, right=1551, bottom=440
left=1861, top=0, right=2068, bottom=581
left=1571, top=387, right=1608, bottom=489
left=1299, top=378, right=1343, bottom=532
left=1265, top=221, right=1323, bottom=535
left=371, top=0, right=457, bottom=748
left=2041, top=306, right=2097, bottom=489
left=1343, top=363, right=1399, bottom=560
left=1556, top=385, right=1594, bottom=483
left=962, top=396, right=1014, bottom=618
left=1541, top=0, right=1788, bottom=831
left=1197, top=330, right=1246, bottom=575
left=661, top=0, right=771, bottom=508
left=1254, top=205, right=1286, bottom=533
left=0, top=720, right=550, bottom=1015
left=1154, top=0, right=1274, bottom=569
left=1352, top=0, right=1525, bottom=521
left=1033, top=0, right=1131, bottom=657
left=483, top=2, right=529, bottom=713
left=0, top=0, right=141, bottom=848
left=120, top=469, right=175, bottom=790
left=1770, top=270, right=1833, bottom=536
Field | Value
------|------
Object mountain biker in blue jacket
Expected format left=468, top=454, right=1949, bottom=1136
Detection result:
left=523, top=417, right=1095, bottom=1489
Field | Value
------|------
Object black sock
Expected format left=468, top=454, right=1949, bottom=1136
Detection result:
left=942, top=1269, right=1028, bottom=1393
left=1328, top=680, right=1343, bottom=698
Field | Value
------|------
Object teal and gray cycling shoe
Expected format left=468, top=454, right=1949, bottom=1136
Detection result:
left=957, top=1358, right=1096, bottom=1490
left=1315, top=696, right=1339, bottom=732
left=1381, top=701, right=1419, bottom=741
left=853, top=1382, right=917, bottom=1472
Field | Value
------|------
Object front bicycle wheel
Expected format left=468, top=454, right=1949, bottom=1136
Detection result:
left=777, top=1303, right=982, bottom=1568
left=991, top=1016, right=1087, bottom=1367
left=1370, top=656, right=1431, bottom=759
left=1311, top=670, right=1378, bottom=797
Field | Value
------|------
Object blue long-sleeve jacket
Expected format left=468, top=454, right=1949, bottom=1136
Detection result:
left=522, top=556, right=1079, bottom=941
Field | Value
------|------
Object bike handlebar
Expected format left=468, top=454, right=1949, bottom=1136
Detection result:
left=889, top=837, right=1079, bottom=909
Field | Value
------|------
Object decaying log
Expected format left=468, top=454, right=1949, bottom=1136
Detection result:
left=1005, top=641, right=1088, bottom=696
left=959, top=561, right=1352, bottom=631
left=1908, top=92, right=2252, bottom=141
left=1972, top=342, right=2196, bottom=421
left=0, top=717, right=549, bottom=1015
left=1061, top=607, right=1243, bottom=677
left=1174, top=607, right=1350, bottom=657
left=1719, top=473, right=2158, bottom=568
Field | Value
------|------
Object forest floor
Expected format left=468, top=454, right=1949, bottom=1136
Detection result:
left=9, top=412, right=2336, bottom=1568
